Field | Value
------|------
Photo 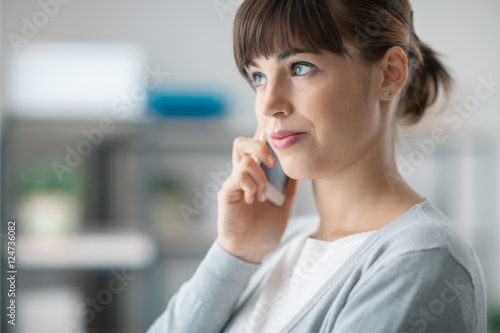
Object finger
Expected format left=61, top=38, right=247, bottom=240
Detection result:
left=220, top=169, right=256, bottom=204
left=232, top=137, right=276, bottom=168
left=237, top=170, right=259, bottom=204
left=256, top=120, right=276, bottom=140
left=253, top=126, right=265, bottom=142
left=222, top=157, right=268, bottom=204
left=238, top=156, right=268, bottom=201
left=252, top=128, right=265, bottom=163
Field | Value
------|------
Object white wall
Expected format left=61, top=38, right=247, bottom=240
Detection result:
left=411, top=0, right=500, bottom=131
left=2, top=0, right=499, bottom=129
left=1, top=0, right=257, bottom=130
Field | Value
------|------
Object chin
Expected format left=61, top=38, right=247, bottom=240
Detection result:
left=281, top=160, right=316, bottom=180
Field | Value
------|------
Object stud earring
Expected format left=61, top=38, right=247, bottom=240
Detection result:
left=384, top=91, right=392, bottom=98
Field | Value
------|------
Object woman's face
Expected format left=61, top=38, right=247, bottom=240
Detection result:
left=246, top=46, right=388, bottom=180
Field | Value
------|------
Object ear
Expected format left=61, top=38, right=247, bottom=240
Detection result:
left=379, top=46, right=408, bottom=101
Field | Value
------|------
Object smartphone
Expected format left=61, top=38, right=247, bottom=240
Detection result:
left=259, top=139, right=289, bottom=207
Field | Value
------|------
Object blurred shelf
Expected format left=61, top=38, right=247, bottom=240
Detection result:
left=135, top=117, right=251, bottom=152
left=6, top=115, right=249, bottom=153
left=17, top=233, right=158, bottom=271
left=152, top=221, right=218, bottom=256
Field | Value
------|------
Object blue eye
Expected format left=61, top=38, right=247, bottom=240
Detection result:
left=293, top=62, right=314, bottom=76
left=252, top=73, right=267, bottom=87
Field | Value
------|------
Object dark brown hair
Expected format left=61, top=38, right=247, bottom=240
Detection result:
left=233, top=0, right=452, bottom=125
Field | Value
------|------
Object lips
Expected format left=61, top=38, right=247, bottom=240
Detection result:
left=270, top=130, right=306, bottom=139
left=270, top=130, right=307, bottom=150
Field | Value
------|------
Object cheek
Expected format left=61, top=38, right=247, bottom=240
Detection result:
left=310, top=80, right=356, bottom=130
left=310, top=76, right=376, bottom=148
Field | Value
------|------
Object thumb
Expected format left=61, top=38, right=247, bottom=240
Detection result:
left=252, top=126, right=265, bottom=164
left=253, top=125, right=265, bottom=141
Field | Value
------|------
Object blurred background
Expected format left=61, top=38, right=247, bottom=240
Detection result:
left=0, top=0, right=499, bottom=332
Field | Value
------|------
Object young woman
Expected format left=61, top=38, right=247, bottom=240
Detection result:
left=148, top=0, right=487, bottom=332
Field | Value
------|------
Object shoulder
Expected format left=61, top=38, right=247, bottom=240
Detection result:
left=338, top=246, right=486, bottom=333
left=347, top=200, right=487, bottom=331
left=372, top=199, right=479, bottom=269
left=358, top=199, right=486, bottom=306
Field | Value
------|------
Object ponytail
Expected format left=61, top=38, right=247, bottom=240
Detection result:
left=398, top=32, right=453, bottom=125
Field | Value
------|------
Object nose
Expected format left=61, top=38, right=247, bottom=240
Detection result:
left=257, top=77, right=292, bottom=118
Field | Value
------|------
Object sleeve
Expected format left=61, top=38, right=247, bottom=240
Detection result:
left=147, top=239, right=261, bottom=333
left=330, top=248, right=480, bottom=333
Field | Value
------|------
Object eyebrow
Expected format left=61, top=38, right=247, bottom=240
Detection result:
left=245, top=48, right=309, bottom=69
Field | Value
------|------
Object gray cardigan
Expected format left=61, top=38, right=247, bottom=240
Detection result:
left=147, top=199, right=487, bottom=332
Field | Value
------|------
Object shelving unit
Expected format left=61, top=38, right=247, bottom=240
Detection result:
left=18, top=233, right=157, bottom=270
left=0, top=115, right=246, bottom=332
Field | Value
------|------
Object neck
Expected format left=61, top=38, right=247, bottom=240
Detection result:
left=310, top=131, right=424, bottom=241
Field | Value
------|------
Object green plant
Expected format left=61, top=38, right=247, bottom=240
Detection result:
left=151, top=167, right=188, bottom=194
left=18, top=161, right=89, bottom=199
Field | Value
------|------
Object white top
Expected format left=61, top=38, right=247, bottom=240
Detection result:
left=226, top=230, right=376, bottom=332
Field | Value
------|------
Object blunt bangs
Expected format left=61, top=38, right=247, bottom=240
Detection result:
left=233, top=0, right=348, bottom=81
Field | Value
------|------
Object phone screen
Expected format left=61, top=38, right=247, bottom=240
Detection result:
left=260, top=140, right=289, bottom=194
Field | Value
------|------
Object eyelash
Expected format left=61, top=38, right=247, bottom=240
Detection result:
left=249, top=61, right=316, bottom=86
left=287, top=60, right=315, bottom=76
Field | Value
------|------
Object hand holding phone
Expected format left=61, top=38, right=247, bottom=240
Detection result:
left=255, top=131, right=290, bottom=207
left=216, top=126, right=297, bottom=264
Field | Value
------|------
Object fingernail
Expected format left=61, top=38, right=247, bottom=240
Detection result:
left=260, top=192, right=266, bottom=202
left=249, top=195, right=254, bottom=204
left=268, top=156, right=274, bottom=165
